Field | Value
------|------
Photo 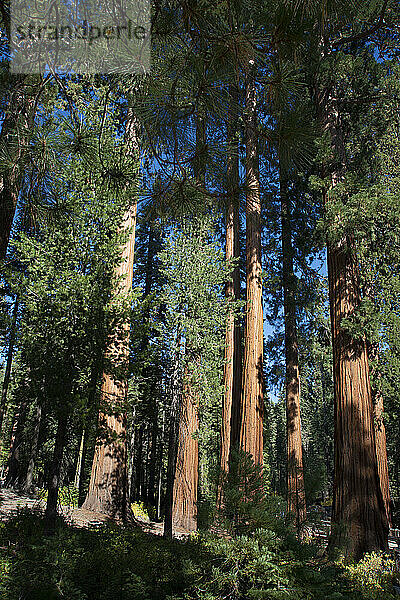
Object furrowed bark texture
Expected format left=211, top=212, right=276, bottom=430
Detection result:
left=219, top=84, right=242, bottom=504
left=281, top=174, right=306, bottom=532
left=319, top=86, right=389, bottom=559
left=328, top=237, right=388, bottom=558
left=172, top=373, right=199, bottom=532
left=239, top=69, right=263, bottom=466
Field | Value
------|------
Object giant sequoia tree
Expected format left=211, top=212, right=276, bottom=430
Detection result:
left=83, top=104, right=139, bottom=520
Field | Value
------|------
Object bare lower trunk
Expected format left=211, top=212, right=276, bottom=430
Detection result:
left=172, top=373, right=199, bottom=532
left=239, top=66, right=263, bottom=466
left=44, top=412, right=68, bottom=532
left=281, top=173, right=306, bottom=533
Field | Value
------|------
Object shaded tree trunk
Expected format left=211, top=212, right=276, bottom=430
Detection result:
left=219, top=84, right=242, bottom=508
left=23, top=402, right=42, bottom=493
left=280, top=173, right=306, bottom=533
left=44, top=411, right=68, bottom=533
left=239, top=65, right=263, bottom=466
left=320, top=87, right=389, bottom=559
left=0, top=296, right=19, bottom=435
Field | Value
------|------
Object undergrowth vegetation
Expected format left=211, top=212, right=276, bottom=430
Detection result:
left=0, top=510, right=398, bottom=600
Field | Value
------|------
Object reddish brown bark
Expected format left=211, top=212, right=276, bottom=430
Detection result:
left=315, top=82, right=389, bottom=559
left=327, top=236, right=388, bottom=558
left=172, top=372, right=199, bottom=532
left=82, top=200, right=136, bottom=519
left=239, top=67, right=263, bottom=466
left=219, top=85, right=242, bottom=505
left=281, top=174, right=306, bottom=533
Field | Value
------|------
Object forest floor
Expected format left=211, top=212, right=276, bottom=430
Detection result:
left=0, top=488, right=399, bottom=599
left=0, top=488, right=191, bottom=537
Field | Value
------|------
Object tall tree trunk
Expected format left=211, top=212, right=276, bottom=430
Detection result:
left=239, top=65, right=263, bottom=466
left=280, top=173, right=306, bottom=533
left=172, top=369, right=199, bottom=532
left=44, top=411, right=68, bottom=533
left=82, top=106, right=138, bottom=520
left=23, top=402, right=42, bottom=493
left=0, top=296, right=19, bottom=435
left=219, top=84, right=242, bottom=506
left=320, top=88, right=389, bottom=559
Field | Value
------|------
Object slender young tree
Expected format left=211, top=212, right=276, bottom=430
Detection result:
left=219, top=83, right=242, bottom=505
left=280, top=171, right=306, bottom=533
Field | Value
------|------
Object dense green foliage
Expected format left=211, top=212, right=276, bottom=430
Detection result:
left=0, top=511, right=397, bottom=600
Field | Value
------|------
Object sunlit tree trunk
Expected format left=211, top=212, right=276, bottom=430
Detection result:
left=239, top=65, right=263, bottom=466
left=82, top=106, right=138, bottom=520
left=280, top=172, right=306, bottom=533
